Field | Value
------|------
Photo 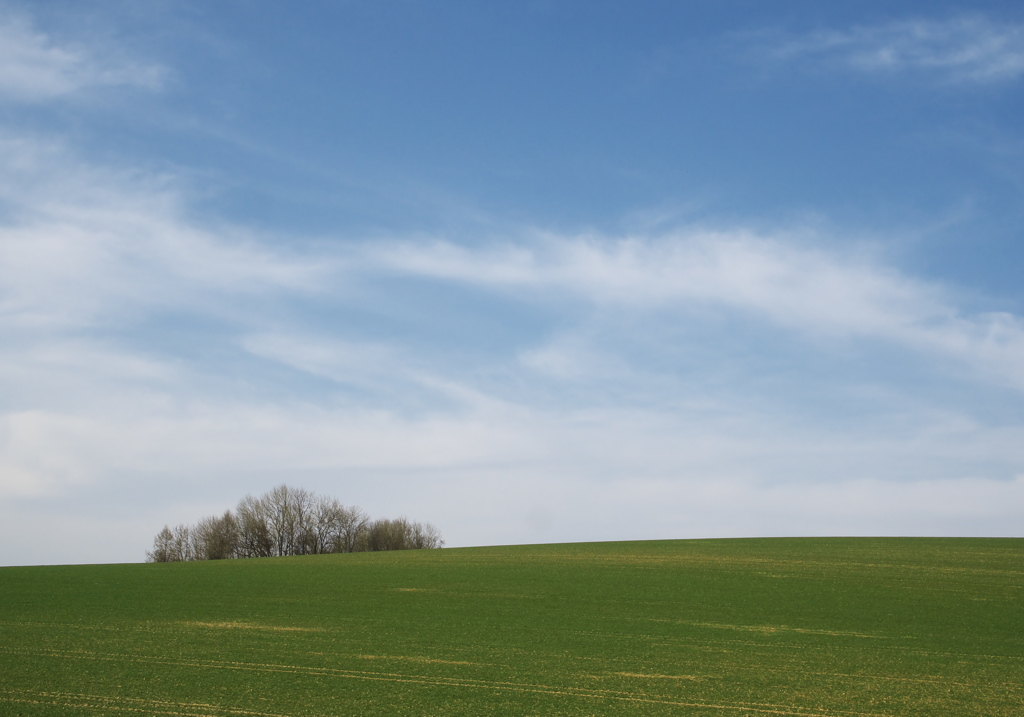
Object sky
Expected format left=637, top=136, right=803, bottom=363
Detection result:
left=1, top=0, right=1023, bottom=566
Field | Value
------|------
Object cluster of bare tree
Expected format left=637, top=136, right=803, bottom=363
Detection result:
left=147, top=485, right=443, bottom=562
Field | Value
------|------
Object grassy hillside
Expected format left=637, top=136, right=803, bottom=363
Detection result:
left=0, top=538, right=1021, bottom=715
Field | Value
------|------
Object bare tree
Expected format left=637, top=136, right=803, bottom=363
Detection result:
left=331, top=503, right=371, bottom=554
left=170, top=524, right=194, bottom=561
left=261, top=484, right=314, bottom=557
left=148, top=524, right=194, bottom=562
left=146, top=525, right=175, bottom=562
left=236, top=493, right=273, bottom=558
left=409, top=520, right=444, bottom=549
left=362, top=517, right=445, bottom=551
left=192, top=511, right=239, bottom=560
left=302, top=495, right=369, bottom=555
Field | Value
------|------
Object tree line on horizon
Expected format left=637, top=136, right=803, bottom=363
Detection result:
left=146, top=484, right=443, bottom=562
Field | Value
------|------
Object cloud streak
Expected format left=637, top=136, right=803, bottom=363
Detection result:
left=771, top=15, right=1024, bottom=84
left=369, top=234, right=1024, bottom=391
left=0, top=133, right=329, bottom=331
left=0, top=13, right=165, bottom=101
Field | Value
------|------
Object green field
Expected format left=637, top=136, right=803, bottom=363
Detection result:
left=0, top=538, right=1021, bottom=716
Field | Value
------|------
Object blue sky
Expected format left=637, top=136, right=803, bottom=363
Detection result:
left=1, top=1, right=1023, bottom=565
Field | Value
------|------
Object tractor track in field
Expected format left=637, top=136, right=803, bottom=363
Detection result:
left=0, top=689, right=292, bottom=717
left=0, top=647, right=898, bottom=716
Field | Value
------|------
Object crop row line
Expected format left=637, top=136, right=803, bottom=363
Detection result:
left=1, top=647, right=893, bottom=717
left=0, top=689, right=290, bottom=717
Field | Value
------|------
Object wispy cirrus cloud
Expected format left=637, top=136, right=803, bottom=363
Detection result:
left=770, top=15, right=1024, bottom=84
left=0, top=13, right=165, bottom=101
left=368, top=234, right=1024, bottom=392
left=4, top=118, right=1023, bottom=406
left=4, top=122, right=1024, bottom=404
left=0, top=133, right=329, bottom=331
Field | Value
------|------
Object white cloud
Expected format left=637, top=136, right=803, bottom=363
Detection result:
left=518, top=333, right=628, bottom=382
left=0, top=14, right=165, bottom=101
left=3, top=130, right=1024, bottom=513
left=772, top=15, right=1024, bottom=84
left=0, top=403, right=541, bottom=500
left=0, top=134, right=329, bottom=331
left=239, top=332, right=503, bottom=412
left=369, top=233, right=1024, bottom=391
left=4, top=389, right=1022, bottom=564
left=5, top=126, right=1022, bottom=398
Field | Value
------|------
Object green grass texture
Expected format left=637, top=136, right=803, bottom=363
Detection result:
left=1, top=538, right=1021, bottom=716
